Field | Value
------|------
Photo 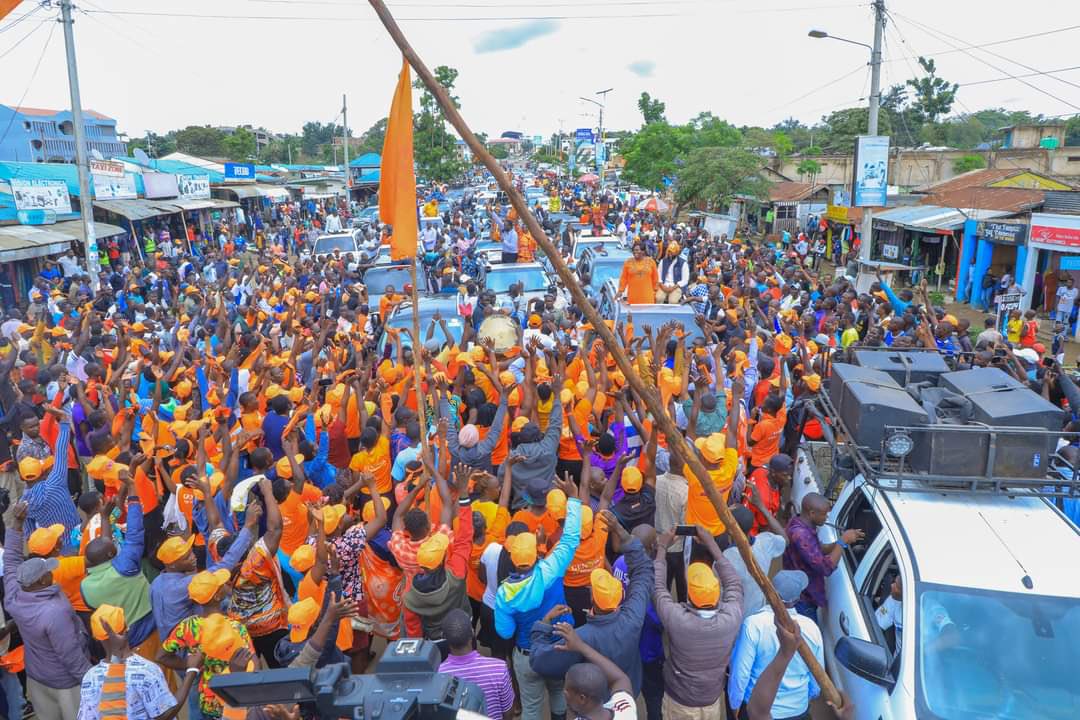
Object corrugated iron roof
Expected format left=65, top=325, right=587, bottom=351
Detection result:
left=5, top=105, right=113, bottom=121
left=1042, top=190, right=1080, bottom=215
left=0, top=225, right=74, bottom=262
left=919, top=187, right=1044, bottom=214
left=874, top=204, right=1012, bottom=232
left=769, top=181, right=826, bottom=203
left=915, top=169, right=1021, bottom=194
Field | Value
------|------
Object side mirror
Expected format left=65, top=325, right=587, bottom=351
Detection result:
left=834, top=636, right=894, bottom=689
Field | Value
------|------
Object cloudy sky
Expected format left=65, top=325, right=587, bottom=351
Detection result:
left=2, top=0, right=1079, bottom=143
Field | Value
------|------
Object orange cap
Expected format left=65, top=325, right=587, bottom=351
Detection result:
left=580, top=504, right=595, bottom=540
left=546, top=489, right=567, bottom=520
left=274, top=453, right=305, bottom=480
left=621, top=466, right=643, bottom=493
left=511, top=416, right=529, bottom=432
left=687, top=562, right=720, bottom=608
left=18, top=455, right=54, bottom=481
left=774, top=333, right=793, bottom=356
left=156, top=535, right=196, bottom=564
left=201, top=614, right=248, bottom=661
left=417, top=532, right=450, bottom=570
left=590, top=568, right=624, bottom=611
left=320, top=504, right=347, bottom=535
left=508, top=533, right=538, bottom=567
left=288, top=597, right=320, bottom=642
left=27, top=523, right=66, bottom=556
left=803, top=373, right=821, bottom=392
left=290, top=544, right=316, bottom=573
left=90, top=604, right=126, bottom=641
left=188, top=568, right=232, bottom=604
left=695, top=433, right=727, bottom=464
left=499, top=370, right=516, bottom=387
left=87, top=456, right=129, bottom=488
left=174, top=379, right=193, bottom=398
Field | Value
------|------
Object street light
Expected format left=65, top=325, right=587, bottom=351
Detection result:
left=807, top=28, right=872, bottom=51
left=579, top=88, right=613, bottom=187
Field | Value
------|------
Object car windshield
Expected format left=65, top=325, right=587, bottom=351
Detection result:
left=628, top=311, right=703, bottom=342
left=917, top=586, right=1080, bottom=719
left=575, top=240, right=617, bottom=259
left=383, top=310, right=464, bottom=350
left=363, top=266, right=413, bottom=292
left=314, top=235, right=355, bottom=254
left=487, top=268, right=547, bottom=294
left=590, top=259, right=624, bottom=289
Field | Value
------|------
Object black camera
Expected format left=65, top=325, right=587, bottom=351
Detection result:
left=210, top=639, right=486, bottom=720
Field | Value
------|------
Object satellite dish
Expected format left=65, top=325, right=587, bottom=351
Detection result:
left=89, top=148, right=104, bottom=161
left=133, top=148, right=151, bottom=164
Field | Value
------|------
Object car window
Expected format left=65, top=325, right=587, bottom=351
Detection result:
left=836, top=487, right=883, bottom=569
left=860, top=544, right=901, bottom=656
left=487, top=270, right=547, bottom=294
left=314, top=235, right=355, bottom=254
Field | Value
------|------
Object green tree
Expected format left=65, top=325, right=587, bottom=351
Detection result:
left=620, top=121, right=690, bottom=190
left=222, top=127, right=257, bottom=161
left=301, top=122, right=343, bottom=158
left=818, top=107, right=893, bottom=153
left=906, top=57, right=959, bottom=124
left=411, top=65, right=466, bottom=183
left=1067, top=115, right=1080, bottom=146
left=489, top=145, right=509, bottom=160
left=796, top=158, right=822, bottom=184
left=674, top=145, right=768, bottom=214
left=688, top=112, right=741, bottom=148
left=772, top=131, right=794, bottom=160
left=173, top=126, right=226, bottom=157
left=953, top=154, right=987, bottom=173
left=263, top=135, right=301, bottom=164
left=357, top=118, right=387, bottom=155
left=127, top=131, right=175, bottom=158
left=637, top=92, right=667, bottom=125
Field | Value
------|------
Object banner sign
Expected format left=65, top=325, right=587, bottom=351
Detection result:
left=224, top=162, right=255, bottom=182
left=975, top=220, right=1027, bottom=246
left=143, top=172, right=179, bottom=199
left=90, top=160, right=124, bottom=177
left=16, top=209, right=56, bottom=225
left=92, top=172, right=137, bottom=200
left=825, top=204, right=849, bottom=223
left=177, top=174, right=211, bottom=200
left=853, top=135, right=889, bottom=207
left=575, top=128, right=595, bottom=142
left=1031, top=222, right=1080, bottom=248
left=10, top=179, right=72, bottom=213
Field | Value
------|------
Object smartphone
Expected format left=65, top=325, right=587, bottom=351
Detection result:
left=674, top=525, right=697, bottom=537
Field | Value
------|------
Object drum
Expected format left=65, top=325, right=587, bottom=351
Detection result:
left=478, top=315, right=519, bottom=353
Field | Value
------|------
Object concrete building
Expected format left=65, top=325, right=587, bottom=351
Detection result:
left=0, top=105, right=127, bottom=163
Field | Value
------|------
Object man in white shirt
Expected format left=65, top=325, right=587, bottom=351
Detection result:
left=57, top=252, right=82, bottom=278
left=1056, top=277, right=1078, bottom=324
left=656, top=242, right=689, bottom=304
left=728, top=570, right=824, bottom=720
left=875, top=573, right=904, bottom=651
left=324, top=211, right=343, bottom=233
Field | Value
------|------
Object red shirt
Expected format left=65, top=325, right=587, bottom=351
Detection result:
left=744, top=467, right=780, bottom=537
left=327, top=418, right=351, bottom=469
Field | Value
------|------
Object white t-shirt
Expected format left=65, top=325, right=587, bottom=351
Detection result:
left=1056, top=286, right=1078, bottom=314
left=480, top=542, right=503, bottom=609
left=875, top=596, right=903, bottom=650
left=604, top=691, right=637, bottom=720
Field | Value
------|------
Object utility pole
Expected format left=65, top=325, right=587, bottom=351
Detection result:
left=341, top=94, right=350, bottom=204
left=859, top=0, right=886, bottom=267
left=59, top=0, right=99, bottom=291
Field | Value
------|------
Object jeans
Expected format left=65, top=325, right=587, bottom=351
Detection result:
left=642, top=659, right=665, bottom=720
left=0, top=670, right=23, bottom=720
left=513, top=647, right=564, bottom=720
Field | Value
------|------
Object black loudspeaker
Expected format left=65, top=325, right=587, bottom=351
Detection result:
left=829, top=363, right=900, bottom=418
left=840, top=376, right=928, bottom=452
left=938, top=369, right=1067, bottom=477
left=852, top=350, right=950, bottom=387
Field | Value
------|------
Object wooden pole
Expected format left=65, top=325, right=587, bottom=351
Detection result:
left=364, top=0, right=843, bottom=707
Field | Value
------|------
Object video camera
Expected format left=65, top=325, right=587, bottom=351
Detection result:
left=210, top=639, right=487, bottom=720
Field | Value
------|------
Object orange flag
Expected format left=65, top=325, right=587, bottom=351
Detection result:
left=379, top=57, right=418, bottom=262
left=0, top=1, right=20, bottom=22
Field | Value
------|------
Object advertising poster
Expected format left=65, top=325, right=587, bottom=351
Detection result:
left=853, top=135, right=889, bottom=207
left=10, top=179, right=72, bottom=213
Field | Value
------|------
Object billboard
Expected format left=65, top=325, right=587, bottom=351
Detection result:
left=143, top=172, right=179, bottom=199
left=177, top=174, right=211, bottom=200
left=224, top=162, right=255, bottom=182
left=92, top=172, right=137, bottom=200
left=853, top=135, right=889, bottom=207
left=9, top=179, right=72, bottom=214
left=575, top=128, right=595, bottom=143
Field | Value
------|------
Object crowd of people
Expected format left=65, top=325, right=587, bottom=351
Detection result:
left=1, top=170, right=1077, bottom=720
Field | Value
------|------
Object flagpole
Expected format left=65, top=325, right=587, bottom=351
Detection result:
left=409, top=261, right=430, bottom=457
left=364, top=0, right=842, bottom=708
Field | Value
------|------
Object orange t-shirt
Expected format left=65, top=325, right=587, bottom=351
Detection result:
left=750, top=407, right=787, bottom=468
left=298, top=572, right=352, bottom=651
left=54, top=555, right=89, bottom=612
left=510, top=508, right=559, bottom=545
left=558, top=398, right=593, bottom=461
left=619, top=257, right=658, bottom=305
left=279, top=483, right=323, bottom=555
left=351, top=436, right=392, bottom=494
left=563, top=521, right=610, bottom=587
left=685, top=447, right=739, bottom=535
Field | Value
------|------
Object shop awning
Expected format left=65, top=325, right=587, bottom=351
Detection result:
left=874, top=205, right=1012, bottom=233
left=208, top=198, right=239, bottom=209
left=218, top=184, right=260, bottom=199
left=0, top=225, right=74, bottom=262
left=170, top=199, right=217, bottom=211
left=216, top=184, right=289, bottom=201
left=94, top=199, right=181, bottom=221
left=52, top=220, right=127, bottom=242
left=255, top=185, right=290, bottom=201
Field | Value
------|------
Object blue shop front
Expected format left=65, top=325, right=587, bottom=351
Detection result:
left=957, top=219, right=1029, bottom=310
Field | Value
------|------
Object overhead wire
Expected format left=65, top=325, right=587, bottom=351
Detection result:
left=0, top=8, right=49, bottom=60
left=766, top=63, right=866, bottom=114
left=956, top=66, right=1080, bottom=89
left=80, top=8, right=681, bottom=22
left=0, top=14, right=59, bottom=151
left=882, top=22, right=1080, bottom=66
left=0, top=4, right=44, bottom=34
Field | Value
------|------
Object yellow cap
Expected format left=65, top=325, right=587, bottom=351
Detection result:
left=362, top=496, right=391, bottom=522
left=290, top=544, right=316, bottom=573
left=275, top=453, right=305, bottom=480
left=695, top=433, right=727, bottom=464
left=621, top=466, right=643, bottom=493
left=687, top=562, right=720, bottom=608
left=590, top=568, right=624, bottom=611
left=288, top=597, right=320, bottom=643
left=18, top=455, right=54, bottom=481
left=91, top=605, right=127, bottom=641
left=803, top=373, right=821, bottom=392
left=511, top=416, right=529, bottom=432
left=546, top=489, right=567, bottom=520
left=417, top=532, right=450, bottom=570
left=156, top=535, right=196, bottom=564
left=188, top=568, right=232, bottom=604
left=508, top=533, right=537, bottom=568
left=580, top=504, right=595, bottom=540
left=27, top=523, right=66, bottom=556
left=320, top=504, right=347, bottom=535
left=201, top=614, right=248, bottom=661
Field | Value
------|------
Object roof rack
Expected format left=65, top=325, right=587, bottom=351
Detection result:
left=815, top=390, right=1080, bottom=498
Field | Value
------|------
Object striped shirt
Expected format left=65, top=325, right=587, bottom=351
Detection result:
left=439, top=651, right=514, bottom=718
left=76, top=654, right=177, bottom=720
left=23, top=423, right=80, bottom=539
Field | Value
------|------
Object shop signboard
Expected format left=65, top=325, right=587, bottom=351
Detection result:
left=90, top=160, right=124, bottom=177
left=16, top=209, right=56, bottom=225
left=177, top=174, right=211, bottom=200
left=1031, top=222, right=1080, bottom=248
left=143, top=172, right=179, bottom=199
left=853, top=135, right=890, bottom=207
left=976, top=220, right=1027, bottom=246
left=224, top=162, right=256, bottom=182
left=1059, top=256, right=1080, bottom=272
left=825, top=204, right=849, bottom=223
left=575, top=128, right=595, bottom=142
left=92, top=172, right=137, bottom=200
left=994, top=292, right=1023, bottom=326
left=10, top=179, right=72, bottom=213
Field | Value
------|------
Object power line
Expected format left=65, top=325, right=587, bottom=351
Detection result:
left=888, top=12, right=1080, bottom=112
left=0, top=15, right=59, bottom=151
left=883, top=22, right=1080, bottom=66
left=82, top=8, right=680, bottom=21
left=767, top=63, right=866, bottom=113
left=957, top=65, right=1080, bottom=89
left=0, top=5, right=44, bottom=34
left=0, top=10, right=49, bottom=61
